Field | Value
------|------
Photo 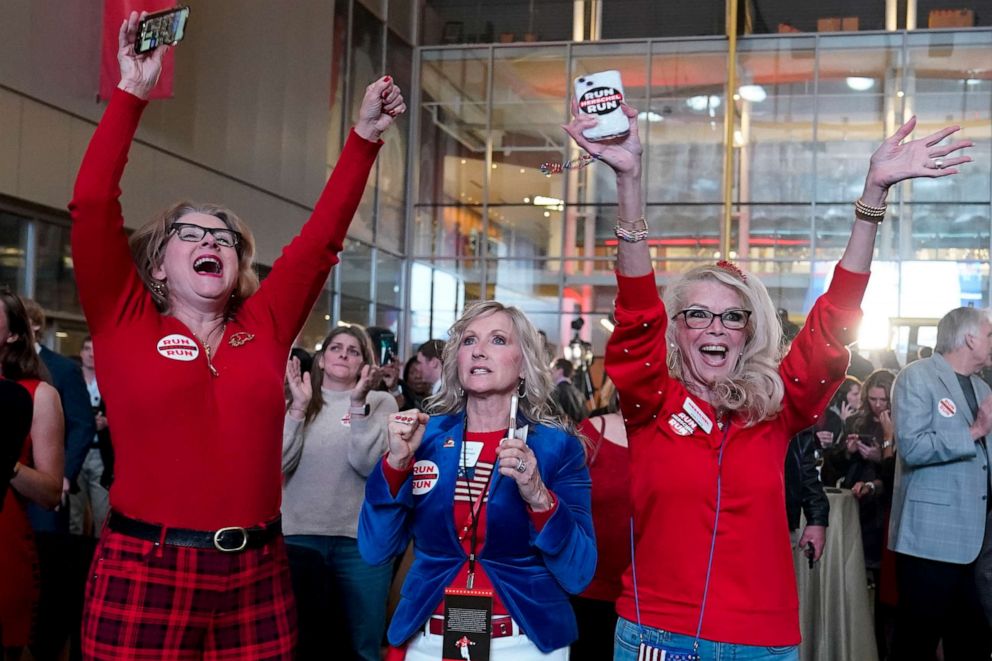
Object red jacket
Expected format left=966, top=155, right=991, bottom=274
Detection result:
left=606, top=266, right=867, bottom=646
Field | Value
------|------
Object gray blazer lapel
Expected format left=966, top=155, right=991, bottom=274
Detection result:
left=933, top=352, right=976, bottom=426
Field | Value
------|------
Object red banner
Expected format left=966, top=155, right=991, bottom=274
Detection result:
left=99, top=0, right=176, bottom=100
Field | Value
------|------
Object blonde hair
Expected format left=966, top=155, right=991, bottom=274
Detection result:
left=664, top=264, right=785, bottom=427
left=426, top=301, right=569, bottom=431
left=129, top=201, right=259, bottom=316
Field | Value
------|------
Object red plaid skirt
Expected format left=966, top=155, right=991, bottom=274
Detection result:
left=82, top=529, right=296, bottom=660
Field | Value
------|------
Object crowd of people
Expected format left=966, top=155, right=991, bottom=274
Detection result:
left=2, top=10, right=990, bottom=661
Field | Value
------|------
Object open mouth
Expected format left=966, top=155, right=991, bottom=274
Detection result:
left=470, top=367, right=492, bottom=375
left=193, top=256, right=223, bottom=276
left=699, top=344, right=728, bottom=364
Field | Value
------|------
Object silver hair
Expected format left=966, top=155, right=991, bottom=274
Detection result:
left=935, top=307, right=992, bottom=354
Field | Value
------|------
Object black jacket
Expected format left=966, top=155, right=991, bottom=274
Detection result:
left=785, top=428, right=830, bottom=531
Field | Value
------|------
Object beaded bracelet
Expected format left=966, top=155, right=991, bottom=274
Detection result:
left=614, top=216, right=649, bottom=243
left=854, top=199, right=886, bottom=223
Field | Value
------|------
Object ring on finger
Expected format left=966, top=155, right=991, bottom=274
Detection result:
left=515, top=458, right=527, bottom=473
left=934, top=158, right=946, bottom=169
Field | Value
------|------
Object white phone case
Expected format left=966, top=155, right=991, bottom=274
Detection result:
left=573, top=70, right=629, bottom=141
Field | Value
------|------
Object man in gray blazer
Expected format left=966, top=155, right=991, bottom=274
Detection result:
left=890, top=306, right=992, bottom=659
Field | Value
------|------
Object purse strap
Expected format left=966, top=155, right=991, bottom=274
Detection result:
left=630, top=419, right=731, bottom=651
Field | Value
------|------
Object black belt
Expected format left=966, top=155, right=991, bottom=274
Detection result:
left=107, top=511, right=281, bottom=553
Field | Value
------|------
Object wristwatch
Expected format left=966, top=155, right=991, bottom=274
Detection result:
left=349, top=403, right=370, bottom=417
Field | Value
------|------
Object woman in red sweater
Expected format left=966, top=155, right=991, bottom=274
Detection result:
left=564, top=103, right=971, bottom=659
left=70, top=12, right=404, bottom=660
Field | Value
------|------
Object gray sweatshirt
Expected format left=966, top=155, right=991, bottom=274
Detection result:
left=281, top=387, right=398, bottom=538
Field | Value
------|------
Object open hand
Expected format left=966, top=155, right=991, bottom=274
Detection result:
left=865, top=116, right=972, bottom=191
left=117, top=11, right=169, bottom=99
left=352, top=364, right=382, bottom=404
left=355, top=76, right=406, bottom=142
left=285, top=356, right=313, bottom=408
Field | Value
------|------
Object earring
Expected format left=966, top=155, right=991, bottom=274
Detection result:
left=149, top=279, right=168, bottom=298
left=456, top=385, right=464, bottom=397
left=517, top=378, right=526, bottom=397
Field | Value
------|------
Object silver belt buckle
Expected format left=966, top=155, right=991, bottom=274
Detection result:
left=213, top=526, right=248, bottom=552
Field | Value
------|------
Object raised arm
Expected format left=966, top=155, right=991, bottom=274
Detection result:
left=69, top=12, right=168, bottom=330
left=841, top=117, right=972, bottom=274
left=562, top=101, right=648, bottom=277
left=244, top=79, right=407, bottom=345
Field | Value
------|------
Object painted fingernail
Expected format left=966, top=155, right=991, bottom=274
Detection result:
left=384, top=75, right=392, bottom=83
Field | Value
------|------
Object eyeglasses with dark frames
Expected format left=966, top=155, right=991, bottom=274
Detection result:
left=168, top=222, right=242, bottom=249
left=673, top=308, right=752, bottom=330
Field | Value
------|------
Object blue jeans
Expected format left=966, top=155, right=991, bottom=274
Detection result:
left=285, top=535, right=391, bottom=661
left=614, top=616, right=798, bottom=661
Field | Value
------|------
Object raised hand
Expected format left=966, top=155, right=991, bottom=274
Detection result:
left=354, top=76, right=407, bottom=143
left=839, top=401, right=855, bottom=422
left=386, top=410, right=429, bottom=470
left=285, top=356, right=312, bottom=409
left=117, top=11, right=169, bottom=100
left=562, top=100, right=642, bottom=176
left=865, top=116, right=972, bottom=192
left=351, top=363, right=382, bottom=406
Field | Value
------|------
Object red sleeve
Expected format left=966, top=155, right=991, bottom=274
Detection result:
left=604, top=271, right=669, bottom=430
left=381, top=455, right=412, bottom=498
left=69, top=89, right=154, bottom=333
left=778, top=265, right=868, bottom=436
left=241, top=129, right=382, bottom=346
left=528, top=491, right=559, bottom=531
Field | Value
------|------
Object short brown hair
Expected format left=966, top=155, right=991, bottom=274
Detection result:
left=129, top=201, right=260, bottom=316
left=22, top=298, right=45, bottom=333
left=417, top=339, right=445, bottom=362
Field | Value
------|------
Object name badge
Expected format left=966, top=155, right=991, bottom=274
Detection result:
left=460, top=441, right=484, bottom=469
left=683, top=397, right=714, bottom=433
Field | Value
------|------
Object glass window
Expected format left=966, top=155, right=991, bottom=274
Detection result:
left=601, top=0, right=726, bottom=38
left=0, top=212, right=29, bottom=293
left=376, top=249, right=404, bottom=309
left=378, top=29, right=413, bottom=253
left=34, top=222, right=80, bottom=315
left=420, top=0, right=573, bottom=46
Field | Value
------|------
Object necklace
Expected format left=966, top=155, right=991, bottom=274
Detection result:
left=190, top=323, right=226, bottom=377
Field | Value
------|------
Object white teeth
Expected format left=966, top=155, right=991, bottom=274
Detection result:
left=471, top=368, right=490, bottom=374
left=700, top=345, right=727, bottom=353
left=193, top=256, right=222, bottom=274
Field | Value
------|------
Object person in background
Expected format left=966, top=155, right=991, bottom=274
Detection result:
left=282, top=325, right=398, bottom=661
left=359, top=301, right=595, bottom=659
left=0, top=288, right=65, bottom=660
left=21, top=299, right=93, bottom=661
left=551, top=357, right=588, bottom=425
left=71, top=336, right=113, bottom=537
left=565, top=92, right=969, bottom=657
left=416, top=338, right=445, bottom=397
left=571, top=377, right=631, bottom=660
left=891, top=307, right=992, bottom=659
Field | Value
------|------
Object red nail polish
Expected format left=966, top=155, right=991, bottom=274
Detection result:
left=384, top=75, right=391, bottom=83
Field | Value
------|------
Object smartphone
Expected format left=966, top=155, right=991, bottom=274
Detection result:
left=134, top=6, right=190, bottom=54
left=573, top=70, right=630, bottom=142
left=378, top=331, right=397, bottom=367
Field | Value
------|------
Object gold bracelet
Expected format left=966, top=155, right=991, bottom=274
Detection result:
left=854, top=199, right=886, bottom=223
left=614, top=216, right=649, bottom=243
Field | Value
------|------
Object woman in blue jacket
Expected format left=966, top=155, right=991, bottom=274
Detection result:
left=359, top=301, right=595, bottom=660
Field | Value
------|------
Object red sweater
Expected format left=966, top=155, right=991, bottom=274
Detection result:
left=68, top=89, right=381, bottom=530
left=606, top=266, right=867, bottom=646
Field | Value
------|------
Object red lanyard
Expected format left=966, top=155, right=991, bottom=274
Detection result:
left=457, top=426, right=501, bottom=590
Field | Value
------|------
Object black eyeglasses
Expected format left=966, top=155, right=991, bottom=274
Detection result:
left=168, top=222, right=242, bottom=249
left=673, top=308, right=752, bottom=330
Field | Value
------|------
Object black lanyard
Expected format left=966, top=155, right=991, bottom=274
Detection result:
left=458, top=423, right=500, bottom=590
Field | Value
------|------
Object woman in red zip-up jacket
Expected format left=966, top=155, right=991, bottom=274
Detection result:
left=564, top=101, right=971, bottom=659
left=70, top=12, right=404, bottom=660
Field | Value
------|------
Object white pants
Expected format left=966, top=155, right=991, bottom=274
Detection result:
left=405, top=617, right=569, bottom=661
